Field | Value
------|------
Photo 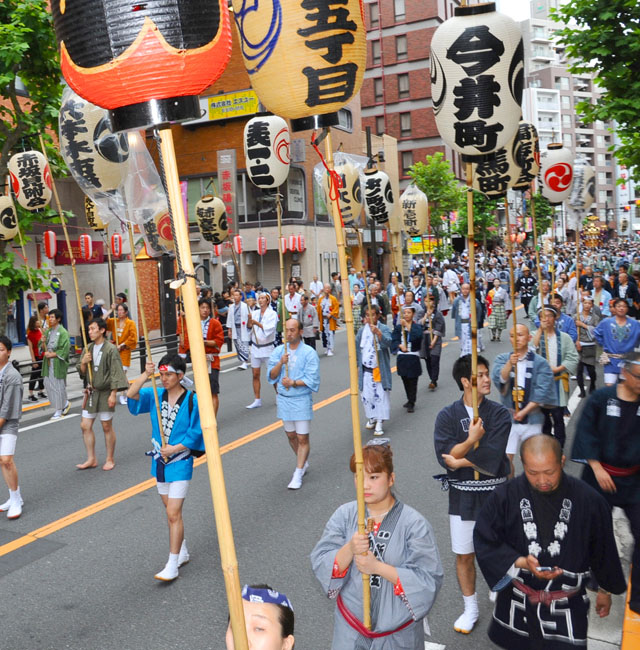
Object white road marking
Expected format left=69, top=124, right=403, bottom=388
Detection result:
left=19, top=413, right=80, bottom=432
left=567, top=386, right=582, bottom=416
left=424, top=642, right=446, bottom=650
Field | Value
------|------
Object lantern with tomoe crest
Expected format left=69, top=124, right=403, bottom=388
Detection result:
left=364, top=169, right=394, bottom=225
left=195, top=195, right=228, bottom=245
left=322, top=161, right=362, bottom=225
left=511, top=121, right=540, bottom=190
left=0, top=196, right=19, bottom=242
left=400, top=185, right=428, bottom=237
left=51, top=0, right=232, bottom=132
left=8, top=151, right=52, bottom=211
left=231, top=0, right=366, bottom=132
left=539, top=144, right=574, bottom=205
left=44, top=231, right=57, bottom=259
left=244, top=116, right=290, bottom=189
left=430, top=3, right=524, bottom=158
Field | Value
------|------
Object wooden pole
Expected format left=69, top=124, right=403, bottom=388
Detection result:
left=38, top=135, right=92, bottom=384
left=323, top=128, right=371, bottom=629
left=126, top=223, right=166, bottom=448
left=230, top=247, right=244, bottom=289
left=104, top=225, right=120, bottom=350
left=575, top=226, right=580, bottom=321
left=504, top=201, right=520, bottom=413
left=155, top=127, right=247, bottom=650
left=465, top=162, right=480, bottom=480
left=529, top=187, right=550, bottom=364
left=16, top=228, right=39, bottom=319
left=420, top=237, right=433, bottom=339
left=275, top=193, right=288, bottom=376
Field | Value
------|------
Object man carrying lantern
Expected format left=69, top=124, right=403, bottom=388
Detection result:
left=225, top=289, right=251, bottom=371
left=451, top=283, right=484, bottom=357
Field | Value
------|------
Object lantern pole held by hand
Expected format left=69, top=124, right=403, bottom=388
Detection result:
left=275, top=193, right=288, bottom=377
left=155, top=126, right=247, bottom=649
left=38, top=135, right=92, bottom=384
left=320, top=127, right=371, bottom=630
left=504, top=200, right=520, bottom=413
left=104, top=224, right=120, bottom=351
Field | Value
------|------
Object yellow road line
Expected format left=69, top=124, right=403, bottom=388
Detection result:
left=622, top=572, right=640, bottom=649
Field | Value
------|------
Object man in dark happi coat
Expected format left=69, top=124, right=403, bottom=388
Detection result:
left=474, top=435, right=626, bottom=649
left=433, top=354, right=511, bottom=634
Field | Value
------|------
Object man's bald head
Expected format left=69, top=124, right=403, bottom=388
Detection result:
left=521, top=434, right=562, bottom=465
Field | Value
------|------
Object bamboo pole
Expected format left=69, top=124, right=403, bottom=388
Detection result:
left=104, top=225, right=120, bottom=351
left=575, top=227, right=580, bottom=321
left=126, top=223, right=166, bottom=448
left=529, top=186, right=550, bottom=363
left=16, top=228, right=39, bottom=319
left=275, top=193, right=288, bottom=376
left=465, top=162, right=480, bottom=481
left=504, top=201, right=520, bottom=413
left=155, top=127, right=247, bottom=650
left=420, top=237, right=434, bottom=339
left=323, top=129, right=371, bottom=629
left=38, top=135, right=92, bottom=384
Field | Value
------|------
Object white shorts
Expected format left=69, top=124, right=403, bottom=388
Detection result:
left=506, top=422, right=543, bottom=456
left=250, top=353, right=270, bottom=369
left=82, top=410, right=114, bottom=421
left=449, top=515, right=475, bottom=555
left=604, top=372, right=619, bottom=384
left=0, top=433, right=17, bottom=456
left=156, top=480, right=190, bottom=499
left=283, top=420, right=310, bottom=435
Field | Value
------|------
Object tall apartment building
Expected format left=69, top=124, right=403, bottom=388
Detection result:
left=360, top=0, right=461, bottom=188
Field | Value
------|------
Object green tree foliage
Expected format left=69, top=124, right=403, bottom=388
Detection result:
left=0, top=0, right=64, bottom=335
left=454, top=190, right=500, bottom=244
left=552, top=1, right=640, bottom=180
left=529, top=192, right=554, bottom=237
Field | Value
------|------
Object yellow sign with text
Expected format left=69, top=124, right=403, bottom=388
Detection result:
left=407, top=238, right=436, bottom=254
left=208, top=90, right=260, bottom=121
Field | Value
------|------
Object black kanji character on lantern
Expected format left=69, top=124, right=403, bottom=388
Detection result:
left=297, top=0, right=357, bottom=65
left=446, top=26, right=505, bottom=76
left=143, top=222, right=161, bottom=250
left=245, top=120, right=271, bottom=159
left=453, top=76, right=501, bottom=120
left=478, top=150, right=509, bottom=177
left=477, top=173, right=509, bottom=195
left=454, top=120, right=503, bottom=153
left=249, top=165, right=275, bottom=187
left=303, top=63, right=357, bottom=107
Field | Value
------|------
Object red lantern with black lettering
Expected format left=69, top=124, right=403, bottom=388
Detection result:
left=288, top=234, right=297, bottom=252
left=79, top=234, right=93, bottom=261
left=233, top=235, right=243, bottom=255
left=44, top=231, right=57, bottom=259
left=257, top=236, right=267, bottom=256
left=111, top=233, right=123, bottom=258
left=213, top=244, right=222, bottom=257
left=51, top=0, right=232, bottom=132
left=280, top=237, right=287, bottom=254
left=297, top=235, right=306, bottom=252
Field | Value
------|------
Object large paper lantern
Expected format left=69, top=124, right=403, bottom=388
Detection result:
left=44, top=231, right=57, bottom=259
left=153, top=210, right=175, bottom=251
left=0, top=196, right=19, bottom=242
left=280, top=237, right=288, bottom=254
left=51, top=0, right=232, bottom=131
left=471, top=141, right=521, bottom=199
left=511, top=121, right=540, bottom=190
left=195, top=195, right=228, bottom=245
left=297, top=234, right=306, bottom=252
left=364, top=169, right=394, bottom=225
left=8, top=151, right=52, bottom=211
left=257, top=236, right=267, bottom=256
left=539, top=143, right=574, bottom=205
left=233, top=235, right=243, bottom=255
left=85, top=197, right=106, bottom=230
left=79, top=234, right=93, bottom=261
left=59, top=87, right=129, bottom=196
left=322, top=161, right=362, bottom=225
left=288, top=234, right=297, bottom=252
left=400, top=184, right=429, bottom=236
left=231, top=0, right=366, bottom=131
left=569, top=158, right=595, bottom=213
left=212, top=244, right=223, bottom=257
left=111, top=233, right=123, bottom=257
left=430, top=3, right=524, bottom=158
left=244, top=116, right=290, bottom=188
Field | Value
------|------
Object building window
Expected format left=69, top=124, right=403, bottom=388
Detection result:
left=563, top=133, right=572, bottom=148
left=398, top=73, right=409, bottom=99
left=554, top=76, right=569, bottom=90
left=561, top=95, right=571, bottom=109
left=402, top=151, right=413, bottom=175
left=598, top=190, right=607, bottom=204
left=400, top=112, right=411, bottom=136
left=562, top=114, right=571, bottom=128
left=598, top=172, right=606, bottom=185
left=376, top=116, right=385, bottom=136
left=596, top=135, right=604, bottom=148
left=396, top=35, right=408, bottom=60
left=394, top=0, right=406, bottom=20
left=374, top=78, right=383, bottom=102
left=335, top=108, right=353, bottom=132
left=369, top=2, right=379, bottom=27
left=596, top=153, right=605, bottom=166
left=371, top=40, right=381, bottom=65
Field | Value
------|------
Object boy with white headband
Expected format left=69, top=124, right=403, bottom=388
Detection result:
left=128, top=353, right=205, bottom=581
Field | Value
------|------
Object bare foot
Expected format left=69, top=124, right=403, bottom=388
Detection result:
left=102, top=460, right=115, bottom=471
left=76, top=460, right=98, bottom=470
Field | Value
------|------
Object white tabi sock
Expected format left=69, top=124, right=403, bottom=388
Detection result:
left=180, top=540, right=187, bottom=554
left=9, top=488, right=20, bottom=502
left=463, top=593, right=479, bottom=615
left=167, top=553, right=179, bottom=569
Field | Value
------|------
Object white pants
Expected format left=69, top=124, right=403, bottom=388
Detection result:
left=44, top=374, right=67, bottom=411
left=323, top=322, right=334, bottom=351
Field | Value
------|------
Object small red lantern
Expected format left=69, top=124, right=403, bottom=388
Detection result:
left=509, top=233, right=517, bottom=243
left=280, top=237, right=287, bottom=254
left=288, top=234, right=297, bottom=252
left=517, top=232, right=526, bottom=244
left=213, top=244, right=222, bottom=257
left=257, top=236, right=267, bottom=256
left=44, top=231, right=57, bottom=259
left=296, top=234, right=306, bottom=252
left=233, top=235, right=243, bottom=255
left=111, top=233, right=123, bottom=258
left=79, top=234, right=93, bottom=261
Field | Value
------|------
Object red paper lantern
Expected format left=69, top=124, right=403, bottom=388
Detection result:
left=517, top=232, right=526, bottom=244
left=288, top=234, right=297, bottom=252
left=44, top=231, right=57, bottom=259
left=509, top=233, right=517, bottom=243
left=280, top=237, right=287, bottom=254
left=79, top=234, right=93, bottom=261
left=51, top=1, right=233, bottom=131
left=297, top=235, right=305, bottom=252
left=111, top=233, right=123, bottom=258
left=257, top=236, right=267, bottom=256
left=233, top=235, right=243, bottom=255
left=213, top=244, right=222, bottom=257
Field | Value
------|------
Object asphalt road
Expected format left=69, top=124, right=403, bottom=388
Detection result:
left=0, top=313, right=612, bottom=649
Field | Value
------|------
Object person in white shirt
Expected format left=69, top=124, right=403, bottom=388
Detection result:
left=309, top=275, right=323, bottom=302
left=226, top=289, right=251, bottom=370
left=246, top=293, right=278, bottom=408
left=284, top=283, right=302, bottom=320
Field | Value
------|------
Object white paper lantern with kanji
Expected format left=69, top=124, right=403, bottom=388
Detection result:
left=288, top=234, right=297, bottom=252
left=257, top=236, right=267, bottom=255
left=400, top=184, right=429, bottom=236
left=471, top=142, right=521, bottom=199
left=111, top=233, right=122, bottom=258
left=244, top=116, right=290, bottom=188
left=364, top=169, right=395, bottom=225
left=512, top=121, right=540, bottom=190
left=0, top=195, right=19, bottom=242
left=8, top=151, right=53, bottom=211
left=213, top=244, right=223, bottom=257
left=569, top=157, right=595, bottom=213
left=539, top=144, right=574, bottom=205
left=233, top=235, right=243, bottom=255
left=322, top=161, right=363, bottom=225
left=279, top=237, right=287, bottom=254
left=195, top=195, right=229, bottom=245
left=79, top=234, right=93, bottom=261
left=430, top=3, right=524, bottom=158
left=297, top=234, right=306, bottom=252
left=44, top=230, right=57, bottom=259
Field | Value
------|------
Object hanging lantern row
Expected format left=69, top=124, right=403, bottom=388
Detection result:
left=288, top=234, right=297, bottom=252
left=195, top=194, right=229, bottom=246
left=0, top=195, right=19, bottom=242
left=257, top=235, right=267, bottom=256
left=280, top=237, right=287, bottom=255
left=243, top=116, right=291, bottom=189
left=8, top=150, right=52, bottom=211
left=44, top=230, right=57, bottom=259
left=111, top=233, right=123, bottom=258
left=233, top=234, right=243, bottom=255
left=213, top=244, right=223, bottom=257
left=297, top=234, right=306, bottom=252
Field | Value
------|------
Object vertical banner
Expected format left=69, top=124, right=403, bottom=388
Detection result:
left=217, top=149, right=237, bottom=235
